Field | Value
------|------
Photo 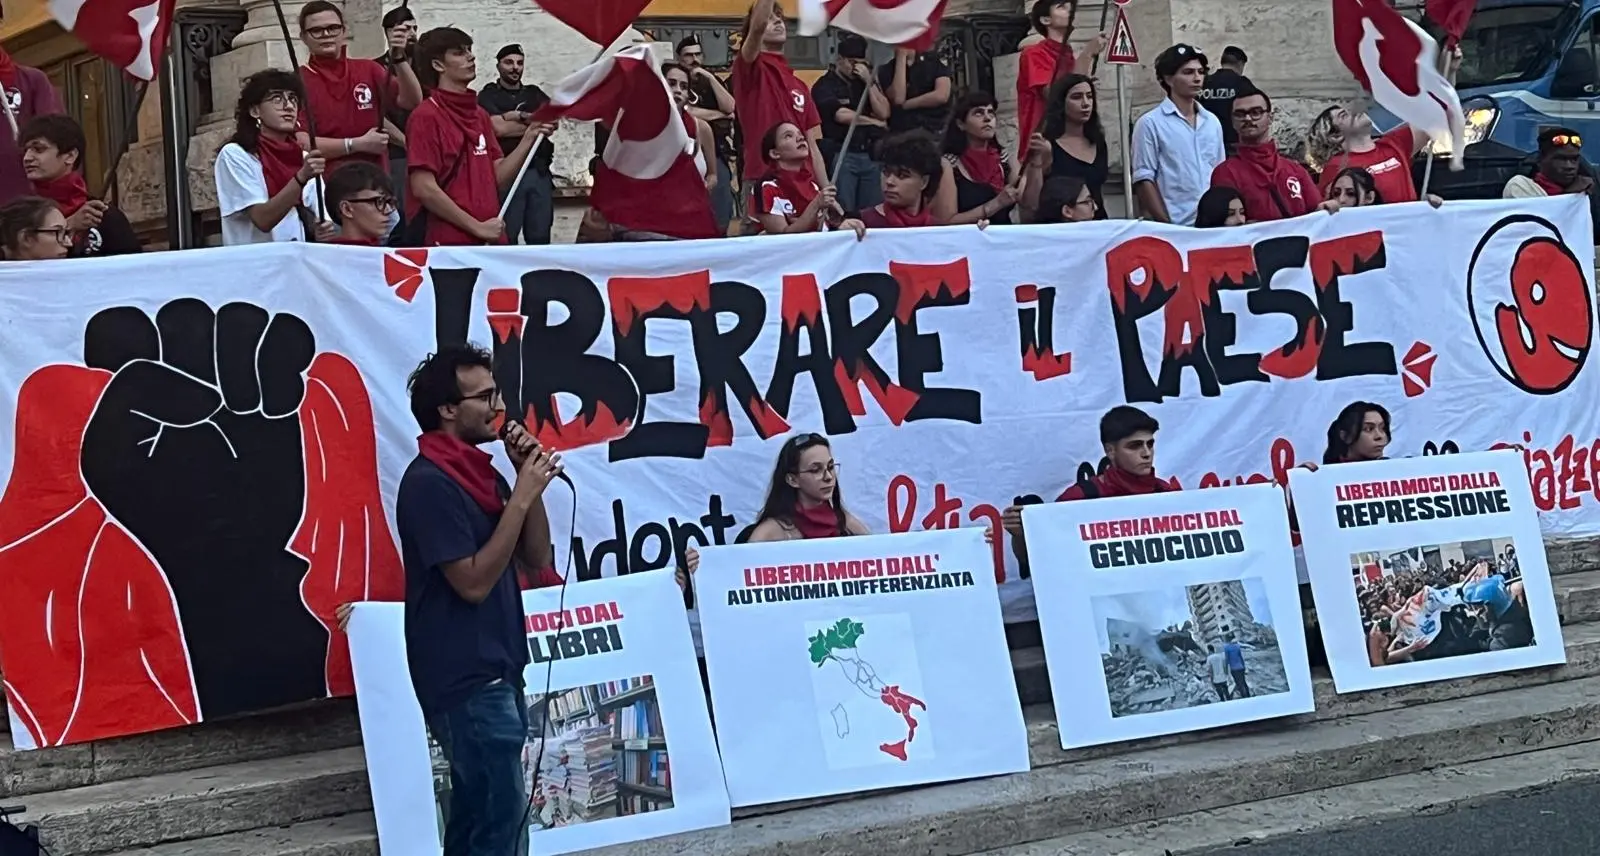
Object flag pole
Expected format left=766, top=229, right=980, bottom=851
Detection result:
left=1088, top=0, right=1111, bottom=78
left=829, top=84, right=873, bottom=188
left=499, top=45, right=607, bottom=221
left=268, top=0, right=326, bottom=220
left=102, top=79, right=154, bottom=206
left=1417, top=45, right=1456, bottom=200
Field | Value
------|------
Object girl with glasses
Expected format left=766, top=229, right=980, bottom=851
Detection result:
left=215, top=69, right=328, bottom=245
left=0, top=196, right=70, bottom=260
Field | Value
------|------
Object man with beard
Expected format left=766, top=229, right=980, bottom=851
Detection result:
left=20, top=114, right=140, bottom=256
left=1208, top=84, right=1328, bottom=221
left=479, top=44, right=558, bottom=245
left=398, top=343, right=563, bottom=854
left=677, top=35, right=736, bottom=233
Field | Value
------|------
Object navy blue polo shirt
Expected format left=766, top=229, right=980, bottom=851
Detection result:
left=397, top=455, right=529, bottom=717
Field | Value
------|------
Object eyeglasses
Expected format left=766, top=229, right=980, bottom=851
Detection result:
left=1552, top=133, right=1582, bottom=147
left=458, top=387, right=500, bottom=404
left=28, top=227, right=72, bottom=247
left=797, top=461, right=840, bottom=477
left=1231, top=107, right=1268, bottom=120
left=346, top=194, right=397, bottom=214
left=304, top=24, right=345, bottom=38
left=263, top=91, right=301, bottom=108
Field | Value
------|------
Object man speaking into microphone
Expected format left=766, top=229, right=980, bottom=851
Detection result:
left=397, top=343, right=563, bottom=855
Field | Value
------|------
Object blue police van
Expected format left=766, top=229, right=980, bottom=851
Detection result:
left=1371, top=0, right=1600, bottom=198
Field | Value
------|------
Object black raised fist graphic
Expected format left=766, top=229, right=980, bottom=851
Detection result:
left=80, top=298, right=330, bottom=718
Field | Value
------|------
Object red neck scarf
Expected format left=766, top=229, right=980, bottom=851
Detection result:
left=418, top=431, right=504, bottom=514
left=959, top=144, right=1006, bottom=193
left=1096, top=466, right=1169, bottom=497
left=256, top=132, right=305, bottom=198
left=792, top=501, right=841, bottom=539
left=306, top=52, right=352, bottom=100
left=1233, top=141, right=1281, bottom=185
left=877, top=201, right=934, bottom=228
left=771, top=162, right=820, bottom=216
left=0, top=48, right=17, bottom=88
left=33, top=173, right=89, bottom=217
left=1534, top=172, right=1570, bottom=195
left=430, top=87, right=483, bottom=134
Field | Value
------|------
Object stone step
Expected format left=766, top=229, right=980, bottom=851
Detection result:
left=14, top=746, right=368, bottom=856
left=1557, top=569, right=1600, bottom=624
left=1547, top=537, right=1600, bottom=577
left=587, top=675, right=1600, bottom=856
left=978, top=738, right=1600, bottom=855
left=100, top=812, right=377, bottom=856
left=0, top=699, right=361, bottom=799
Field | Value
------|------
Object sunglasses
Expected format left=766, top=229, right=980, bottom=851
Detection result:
left=1552, top=133, right=1582, bottom=147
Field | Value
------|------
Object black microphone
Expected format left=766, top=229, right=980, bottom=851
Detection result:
left=499, top=419, right=574, bottom=487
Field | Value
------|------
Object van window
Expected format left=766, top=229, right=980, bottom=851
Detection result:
left=1437, top=3, right=1575, bottom=88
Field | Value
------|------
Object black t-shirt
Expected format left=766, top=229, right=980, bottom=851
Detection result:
left=398, top=456, right=529, bottom=717
left=477, top=81, right=556, bottom=173
left=73, top=205, right=141, bottom=257
left=1199, top=68, right=1252, bottom=148
left=812, top=69, right=880, bottom=160
left=376, top=54, right=413, bottom=160
left=877, top=53, right=952, bottom=135
left=688, top=73, right=736, bottom=163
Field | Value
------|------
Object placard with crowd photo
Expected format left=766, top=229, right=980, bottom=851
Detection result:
left=345, top=570, right=731, bottom=855
left=1023, top=484, right=1315, bottom=749
left=1291, top=450, right=1566, bottom=693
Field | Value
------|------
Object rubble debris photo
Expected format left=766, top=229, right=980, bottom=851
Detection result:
left=1093, top=579, right=1292, bottom=718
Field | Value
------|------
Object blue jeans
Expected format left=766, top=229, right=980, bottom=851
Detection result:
left=833, top=150, right=882, bottom=213
left=504, top=169, right=554, bottom=245
left=710, top=157, right=734, bottom=236
left=427, top=681, right=530, bottom=856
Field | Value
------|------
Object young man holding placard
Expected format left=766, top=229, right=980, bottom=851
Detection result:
left=998, top=405, right=1174, bottom=572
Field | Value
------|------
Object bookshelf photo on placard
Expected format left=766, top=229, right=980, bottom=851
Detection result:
left=521, top=675, right=673, bottom=828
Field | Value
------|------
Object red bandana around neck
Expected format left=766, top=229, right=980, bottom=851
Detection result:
left=770, top=162, right=820, bottom=216
left=307, top=52, right=352, bottom=100
left=1098, top=466, right=1169, bottom=497
left=1233, top=141, right=1282, bottom=185
left=256, top=133, right=306, bottom=198
left=1534, top=172, right=1570, bottom=196
left=418, top=431, right=505, bottom=514
left=878, top=201, right=934, bottom=228
left=430, top=87, right=484, bottom=134
left=959, top=145, right=1006, bottom=193
left=792, top=501, right=842, bottom=539
left=33, top=173, right=89, bottom=217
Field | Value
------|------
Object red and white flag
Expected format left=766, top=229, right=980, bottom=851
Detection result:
left=800, top=0, right=949, bottom=51
left=532, top=45, right=718, bottom=241
left=534, top=0, right=652, bottom=48
left=1426, top=0, right=1477, bottom=47
left=49, top=0, right=175, bottom=81
left=1332, top=0, right=1466, bottom=170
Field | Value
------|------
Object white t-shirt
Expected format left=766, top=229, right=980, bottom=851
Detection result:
left=214, top=142, right=322, bottom=246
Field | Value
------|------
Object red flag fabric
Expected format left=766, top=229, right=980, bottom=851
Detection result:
left=800, top=0, right=949, bottom=50
left=48, top=0, right=175, bottom=81
left=535, top=0, right=652, bottom=48
left=532, top=45, right=718, bottom=241
left=1425, top=0, right=1476, bottom=46
left=1331, top=0, right=1466, bottom=169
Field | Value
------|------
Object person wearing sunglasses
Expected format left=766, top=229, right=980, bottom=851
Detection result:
left=1504, top=128, right=1600, bottom=234
left=0, top=196, right=70, bottom=260
left=296, top=0, right=421, bottom=181
left=322, top=161, right=398, bottom=246
left=215, top=70, right=327, bottom=246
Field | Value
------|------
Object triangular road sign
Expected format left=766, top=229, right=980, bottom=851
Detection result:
left=1107, top=7, right=1139, bottom=65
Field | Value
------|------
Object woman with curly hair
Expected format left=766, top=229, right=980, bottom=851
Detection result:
left=214, top=68, right=328, bottom=245
left=941, top=91, right=1021, bottom=224
left=853, top=130, right=957, bottom=228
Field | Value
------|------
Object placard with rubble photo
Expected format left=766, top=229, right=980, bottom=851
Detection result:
left=345, top=570, right=731, bottom=855
left=1291, top=450, right=1566, bottom=693
left=695, top=528, right=1030, bottom=807
left=1024, top=483, right=1314, bottom=748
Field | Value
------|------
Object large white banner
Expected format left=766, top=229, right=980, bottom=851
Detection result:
left=1023, top=484, right=1314, bottom=748
left=695, top=528, right=1029, bottom=806
left=1291, top=451, right=1566, bottom=692
left=0, top=196, right=1595, bottom=748
left=346, top=571, right=730, bottom=854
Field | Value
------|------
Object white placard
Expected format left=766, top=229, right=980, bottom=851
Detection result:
left=347, top=571, right=730, bottom=854
left=695, top=528, right=1029, bottom=806
left=1291, top=450, right=1566, bottom=692
left=1023, top=484, right=1315, bottom=747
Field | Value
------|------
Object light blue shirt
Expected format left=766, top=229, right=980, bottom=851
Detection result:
left=1131, top=97, right=1226, bottom=226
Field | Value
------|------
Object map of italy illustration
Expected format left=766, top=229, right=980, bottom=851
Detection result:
left=808, top=618, right=927, bottom=761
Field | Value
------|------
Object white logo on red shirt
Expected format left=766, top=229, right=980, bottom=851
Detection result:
left=5, top=89, right=19, bottom=111
left=1368, top=157, right=1402, bottom=175
left=792, top=89, right=806, bottom=112
left=353, top=83, right=374, bottom=109
left=474, top=134, right=488, bottom=156
left=1286, top=176, right=1303, bottom=200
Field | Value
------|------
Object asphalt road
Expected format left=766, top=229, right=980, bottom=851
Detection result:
left=1197, top=778, right=1600, bottom=856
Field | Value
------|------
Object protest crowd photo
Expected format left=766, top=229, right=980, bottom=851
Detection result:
left=0, top=0, right=1595, bottom=853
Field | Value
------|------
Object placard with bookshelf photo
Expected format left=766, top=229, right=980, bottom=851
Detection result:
left=524, top=675, right=673, bottom=829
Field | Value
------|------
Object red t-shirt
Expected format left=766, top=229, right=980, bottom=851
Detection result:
left=732, top=50, right=821, bottom=180
left=1210, top=146, right=1324, bottom=222
left=299, top=57, right=398, bottom=172
left=405, top=96, right=506, bottom=247
left=1015, top=39, right=1074, bottom=160
left=1318, top=126, right=1417, bottom=203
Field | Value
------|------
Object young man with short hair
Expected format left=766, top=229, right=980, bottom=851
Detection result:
left=878, top=45, right=951, bottom=136
left=323, top=161, right=396, bottom=245
left=1131, top=43, right=1226, bottom=225
left=297, top=0, right=422, bottom=175
left=998, top=405, right=1175, bottom=571
left=1505, top=127, right=1598, bottom=202
left=377, top=5, right=419, bottom=211
left=734, top=0, right=828, bottom=205
left=478, top=44, right=557, bottom=245
left=1209, top=84, right=1328, bottom=222
left=814, top=33, right=889, bottom=212
left=19, top=113, right=140, bottom=256
left=677, top=34, right=736, bottom=232
left=1200, top=45, right=1251, bottom=153
left=1014, top=0, right=1105, bottom=159
left=398, top=343, right=563, bottom=856
left=405, top=27, right=549, bottom=246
